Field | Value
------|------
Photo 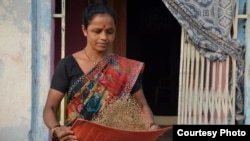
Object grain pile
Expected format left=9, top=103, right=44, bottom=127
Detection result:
left=93, top=94, right=149, bottom=130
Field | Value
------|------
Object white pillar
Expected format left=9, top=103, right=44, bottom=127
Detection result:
left=244, top=0, right=250, bottom=124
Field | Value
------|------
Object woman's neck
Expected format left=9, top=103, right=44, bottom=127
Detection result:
left=82, top=48, right=108, bottom=65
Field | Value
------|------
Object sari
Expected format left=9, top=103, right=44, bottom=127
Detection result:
left=65, top=54, right=144, bottom=126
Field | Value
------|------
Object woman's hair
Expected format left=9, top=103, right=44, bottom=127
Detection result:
left=82, top=1, right=117, bottom=28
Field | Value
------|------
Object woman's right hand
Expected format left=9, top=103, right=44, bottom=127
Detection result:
left=53, top=126, right=79, bottom=141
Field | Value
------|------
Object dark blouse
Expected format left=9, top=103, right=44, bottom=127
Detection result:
left=51, top=55, right=142, bottom=94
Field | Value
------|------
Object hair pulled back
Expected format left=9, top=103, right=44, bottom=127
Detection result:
left=82, top=0, right=116, bottom=29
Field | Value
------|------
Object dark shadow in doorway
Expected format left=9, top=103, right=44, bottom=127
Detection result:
left=127, top=0, right=181, bottom=116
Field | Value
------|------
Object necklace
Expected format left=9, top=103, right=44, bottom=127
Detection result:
left=83, top=49, right=98, bottom=65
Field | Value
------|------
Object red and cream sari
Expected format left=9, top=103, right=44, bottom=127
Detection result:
left=65, top=54, right=144, bottom=126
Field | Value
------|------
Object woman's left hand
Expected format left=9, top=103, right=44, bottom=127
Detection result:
left=149, top=123, right=161, bottom=130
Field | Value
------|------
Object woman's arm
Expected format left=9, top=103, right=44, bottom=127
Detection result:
left=43, top=89, right=78, bottom=141
left=133, top=89, right=160, bottom=130
left=43, top=89, right=64, bottom=129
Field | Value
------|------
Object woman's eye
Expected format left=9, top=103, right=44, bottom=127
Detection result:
left=106, top=30, right=114, bottom=34
left=94, top=30, right=101, bottom=33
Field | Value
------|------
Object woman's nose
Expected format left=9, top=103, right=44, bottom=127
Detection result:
left=100, top=32, right=107, bottom=40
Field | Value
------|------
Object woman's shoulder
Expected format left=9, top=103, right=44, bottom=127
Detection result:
left=55, top=55, right=78, bottom=70
left=61, top=55, right=75, bottom=62
left=56, top=55, right=83, bottom=76
left=57, top=55, right=76, bottom=65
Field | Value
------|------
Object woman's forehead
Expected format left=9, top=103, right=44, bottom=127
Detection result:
left=88, top=14, right=115, bottom=28
left=91, top=14, right=114, bottom=23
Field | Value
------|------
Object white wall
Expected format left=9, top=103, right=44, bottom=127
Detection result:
left=244, top=0, right=250, bottom=124
left=0, top=0, right=32, bottom=140
left=0, top=0, right=53, bottom=140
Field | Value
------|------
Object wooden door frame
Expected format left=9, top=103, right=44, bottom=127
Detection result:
left=110, top=0, right=127, bottom=57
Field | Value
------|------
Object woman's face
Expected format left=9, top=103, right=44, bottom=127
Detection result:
left=83, top=13, right=116, bottom=52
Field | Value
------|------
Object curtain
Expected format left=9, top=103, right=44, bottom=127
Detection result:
left=162, top=0, right=245, bottom=124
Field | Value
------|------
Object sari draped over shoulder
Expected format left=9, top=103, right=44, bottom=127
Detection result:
left=65, top=54, right=144, bottom=126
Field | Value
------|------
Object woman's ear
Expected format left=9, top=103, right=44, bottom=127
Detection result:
left=81, top=25, right=87, bottom=36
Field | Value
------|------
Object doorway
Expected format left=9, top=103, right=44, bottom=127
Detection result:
left=127, top=0, right=181, bottom=116
left=54, top=0, right=181, bottom=117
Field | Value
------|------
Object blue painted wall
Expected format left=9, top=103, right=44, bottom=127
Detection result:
left=244, top=0, right=250, bottom=124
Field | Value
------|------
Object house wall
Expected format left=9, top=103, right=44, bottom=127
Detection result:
left=0, top=0, right=53, bottom=140
left=244, top=0, right=250, bottom=124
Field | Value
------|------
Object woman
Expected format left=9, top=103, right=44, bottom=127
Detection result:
left=43, top=2, right=160, bottom=141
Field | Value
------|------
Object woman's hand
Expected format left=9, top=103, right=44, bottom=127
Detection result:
left=53, top=125, right=79, bottom=141
left=149, top=123, right=161, bottom=131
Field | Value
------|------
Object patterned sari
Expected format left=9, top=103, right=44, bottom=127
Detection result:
left=65, top=54, right=144, bottom=126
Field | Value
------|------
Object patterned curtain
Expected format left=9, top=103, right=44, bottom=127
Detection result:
left=162, top=0, right=245, bottom=124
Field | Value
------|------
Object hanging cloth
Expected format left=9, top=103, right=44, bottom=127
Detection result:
left=162, top=0, right=245, bottom=124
